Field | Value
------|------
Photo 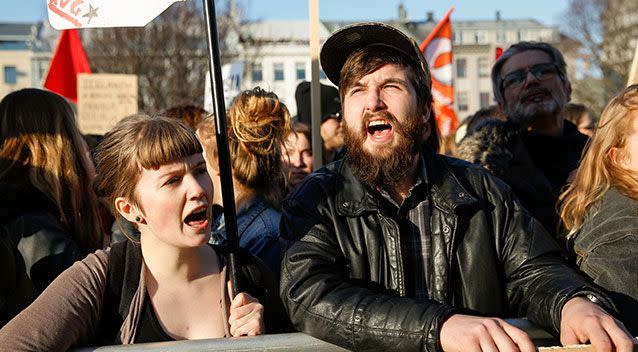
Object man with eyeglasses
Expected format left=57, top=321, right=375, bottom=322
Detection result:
left=459, top=42, right=588, bottom=234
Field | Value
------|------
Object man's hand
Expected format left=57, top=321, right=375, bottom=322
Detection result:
left=440, top=314, right=536, bottom=352
left=560, top=296, right=635, bottom=352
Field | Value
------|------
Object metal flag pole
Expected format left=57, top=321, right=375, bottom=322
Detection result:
left=308, top=0, right=323, bottom=170
left=202, top=0, right=241, bottom=297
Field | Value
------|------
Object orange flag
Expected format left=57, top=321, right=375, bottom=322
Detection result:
left=44, top=29, right=91, bottom=103
left=420, top=7, right=458, bottom=137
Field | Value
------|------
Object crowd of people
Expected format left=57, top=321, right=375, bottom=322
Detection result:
left=1, top=21, right=637, bottom=352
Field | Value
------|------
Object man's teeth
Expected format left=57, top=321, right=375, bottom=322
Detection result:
left=369, top=120, right=389, bottom=127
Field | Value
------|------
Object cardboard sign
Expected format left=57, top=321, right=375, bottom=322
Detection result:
left=77, top=73, right=138, bottom=135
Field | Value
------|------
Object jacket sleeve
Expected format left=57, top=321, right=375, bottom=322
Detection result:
left=12, top=212, right=84, bottom=293
left=0, top=249, right=109, bottom=352
left=574, top=231, right=638, bottom=333
left=280, top=184, right=456, bottom=352
left=484, top=176, right=616, bottom=335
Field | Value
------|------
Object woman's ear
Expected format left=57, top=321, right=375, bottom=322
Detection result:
left=609, top=147, right=626, bottom=167
left=607, top=147, right=620, bottom=165
left=115, top=197, right=144, bottom=223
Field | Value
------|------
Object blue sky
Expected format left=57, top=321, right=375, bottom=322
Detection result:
left=2, top=0, right=566, bottom=26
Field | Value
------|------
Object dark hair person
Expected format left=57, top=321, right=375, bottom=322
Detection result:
left=559, top=85, right=638, bottom=334
left=0, top=88, right=103, bottom=326
left=281, top=121, right=313, bottom=190
left=0, top=115, right=288, bottom=349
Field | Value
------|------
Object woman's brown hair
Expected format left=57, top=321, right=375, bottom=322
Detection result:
left=0, top=88, right=103, bottom=251
left=229, top=87, right=291, bottom=207
left=93, top=115, right=202, bottom=218
left=559, top=85, right=638, bottom=235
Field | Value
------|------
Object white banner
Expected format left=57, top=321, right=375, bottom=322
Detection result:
left=47, top=0, right=184, bottom=29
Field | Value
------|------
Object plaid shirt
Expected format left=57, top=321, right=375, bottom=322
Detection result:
left=378, top=156, right=431, bottom=302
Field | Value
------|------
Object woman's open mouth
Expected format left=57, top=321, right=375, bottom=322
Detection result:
left=183, top=207, right=209, bottom=230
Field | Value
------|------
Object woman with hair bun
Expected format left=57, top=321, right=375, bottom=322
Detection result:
left=559, top=84, right=638, bottom=334
left=198, top=87, right=290, bottom=278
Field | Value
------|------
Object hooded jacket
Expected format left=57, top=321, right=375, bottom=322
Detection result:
left=280, top=149, right=612, bottom=352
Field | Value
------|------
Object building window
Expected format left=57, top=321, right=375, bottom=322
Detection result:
left=251, top=63, right=262, bottom=82
left=474, top=32, right=489, bottom=44
left=480, top=92, right=491, bottom=109
left=456, top=58, right=466, bottom=78
left=273, top=62, right=284, bottom=81
left=478, top=57, right=490, bottom=78
left=295, top=62, right=306, bottom=80
left=496, top=31, right=505, bottom=43
left=457, top=92, right=468, bottom=112
left=4, top=66, right=17, bottom=84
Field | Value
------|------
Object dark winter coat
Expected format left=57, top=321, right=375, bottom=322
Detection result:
left=456, top=120, right=587, bottom=235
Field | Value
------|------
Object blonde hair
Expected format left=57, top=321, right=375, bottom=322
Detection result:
left=198, top=87, right=290, bottom=208
left=559, top=85, right=638, bottom=235
left=94, top=115, right=202, bottom=217
left=0, top=88, right=103, bottom=251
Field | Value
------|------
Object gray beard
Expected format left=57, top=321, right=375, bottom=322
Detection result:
left=508, top=98, right=561, bottom=129
left=343, top=111, right=424, bottom=189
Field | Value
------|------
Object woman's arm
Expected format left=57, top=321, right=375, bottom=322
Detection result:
left=0, top=250, right=109, bottom=351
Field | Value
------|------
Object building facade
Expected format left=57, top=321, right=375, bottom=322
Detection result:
left=0, top=23, right=52, bottom=99
left=233, top=7, right=568, bottom=120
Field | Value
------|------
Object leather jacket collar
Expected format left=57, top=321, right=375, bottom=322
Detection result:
left=335, top=148, right=478, bottom=217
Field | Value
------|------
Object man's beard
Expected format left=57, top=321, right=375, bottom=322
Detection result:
left=344, top=110, right=425, bottom=189
left=507, top=87, right=561, bottom=128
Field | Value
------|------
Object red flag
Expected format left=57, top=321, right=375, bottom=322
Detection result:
left=44, top=29, right=91, bottom=103
left=495, top=47, right=504, bottom=61
left=419, top=7, right=458, bottom=137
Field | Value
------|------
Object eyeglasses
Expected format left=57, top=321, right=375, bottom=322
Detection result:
left=500, top=63, right=561, bottom=90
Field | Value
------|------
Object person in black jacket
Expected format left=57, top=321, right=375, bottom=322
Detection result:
left=0, top=89, right=104, bottom=326
left=279, top=22, right=634, bottom=352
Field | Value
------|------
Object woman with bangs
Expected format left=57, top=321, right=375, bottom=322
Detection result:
left=197, top=87, right=290, bottom=279
left=559, top=84, right=638, bottom=334
left=0, top=89, right=103, bottom=326
left=0, top=115, right=288, bottom=350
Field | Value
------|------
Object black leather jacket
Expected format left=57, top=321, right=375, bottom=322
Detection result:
left=280, top=150, right=612, bottom=352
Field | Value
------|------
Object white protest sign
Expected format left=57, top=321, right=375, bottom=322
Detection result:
left=204, top=62, right=244, bottom=112
left=77, top=73, right=138, bottom=135
left=47, top=0, right=184, bottom=29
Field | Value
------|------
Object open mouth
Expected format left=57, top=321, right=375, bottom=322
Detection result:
left=184, top=207, right=209, bottom=229
left=367, top=119, right=393, bottom=143
left=522, top=91, right=549, bottom=103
